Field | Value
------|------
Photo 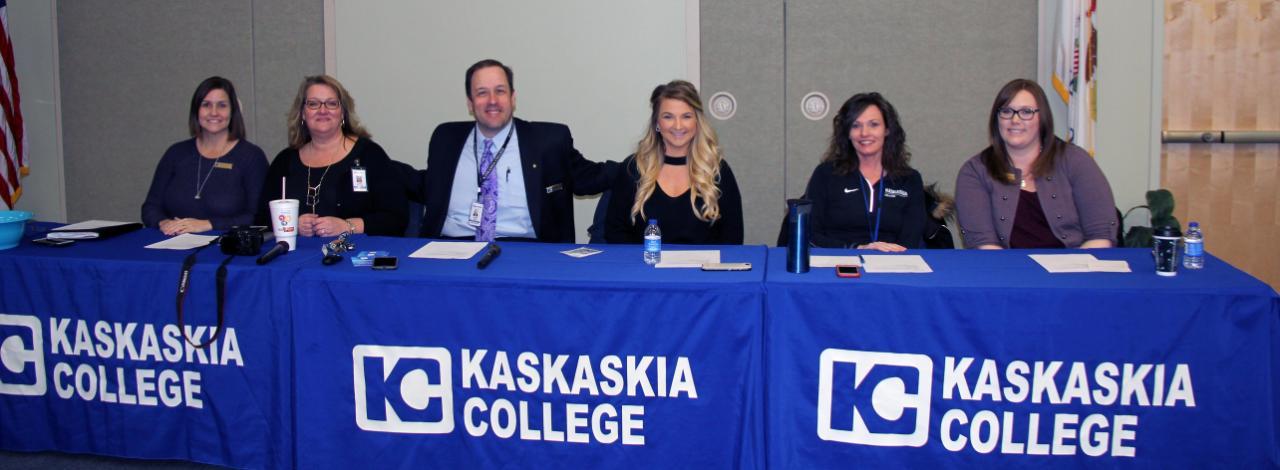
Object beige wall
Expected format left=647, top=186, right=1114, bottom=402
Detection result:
left=1163, top=0, right=1279, bottom=288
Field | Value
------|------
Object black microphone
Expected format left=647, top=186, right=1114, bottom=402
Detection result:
left=476, top=243, right=502, bottom=269
left=256, top=241, right=290, bottom=265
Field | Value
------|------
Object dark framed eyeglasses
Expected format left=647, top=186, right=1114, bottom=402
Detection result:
left=998, top=107, right=1039, bottom=120
left=304, top=99, right=341, bottom=111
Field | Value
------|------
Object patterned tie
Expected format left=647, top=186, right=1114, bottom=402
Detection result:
left=476, top=138, right=498, bottom=241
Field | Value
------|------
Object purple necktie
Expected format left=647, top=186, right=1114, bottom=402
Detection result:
left=476, top=138, right=498, bottom=241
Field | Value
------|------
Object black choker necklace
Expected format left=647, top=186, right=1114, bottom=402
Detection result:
left=663, top=155, right=687, bottom=165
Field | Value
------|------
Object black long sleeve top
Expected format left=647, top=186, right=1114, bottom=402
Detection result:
left=604, top=155, right=744, bottom=245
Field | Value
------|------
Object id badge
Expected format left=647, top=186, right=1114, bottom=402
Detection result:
left=351, top=167, right=368, bottom=192
left=468, top=202, right=484, bottom=227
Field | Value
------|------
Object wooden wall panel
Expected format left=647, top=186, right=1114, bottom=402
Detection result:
left=1163, top=0, right=1280, bottom=289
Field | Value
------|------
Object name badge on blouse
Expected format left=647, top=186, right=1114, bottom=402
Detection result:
left=351, top=167, right=368, bottom=192
left=214, top=162, right=234, bottom=170
left=468, top=202, right=484, bottom=227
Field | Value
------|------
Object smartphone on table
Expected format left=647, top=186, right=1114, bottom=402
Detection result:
left=835, top=265, right=861, bottom=278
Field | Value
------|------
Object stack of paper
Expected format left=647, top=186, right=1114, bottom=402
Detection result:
left=1029, top=254, right=1131, bottom=273
left=409, top=241, right=487, bottom=259
left=810, top=255, right=862, bottom=268
left=48, top=220, right=143, bottom=240
left=860, top=255, right=933, bottom=273
left=655, top=250, right=720, bottom=268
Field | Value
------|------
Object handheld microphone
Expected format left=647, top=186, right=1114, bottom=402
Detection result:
left=476, top=243, right=502, bottom=269
left=256, top=241, right=291, bottom=265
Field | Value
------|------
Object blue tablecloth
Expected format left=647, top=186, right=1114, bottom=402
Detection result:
left=290, top=239, right=766, bottom=469
left=0, top=223, right=302, bottom=469
left=764, top=248, right=1280, bottom=468
left=5, top=225, right=1278, bottom=469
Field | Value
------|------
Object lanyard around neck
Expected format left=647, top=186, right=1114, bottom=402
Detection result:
left=472, top=125, right=515, bottom=190
left=860, top=171, right=885, bottom=243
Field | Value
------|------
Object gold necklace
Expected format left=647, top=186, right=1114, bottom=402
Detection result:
left=193, top=139, right=232, bottom=200
left=306, top=163, right=333, bottom=214
left=303, top=137, right=349, bottom=213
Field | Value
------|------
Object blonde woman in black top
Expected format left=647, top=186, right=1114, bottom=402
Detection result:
left=604, top=80, right=743, bottom=245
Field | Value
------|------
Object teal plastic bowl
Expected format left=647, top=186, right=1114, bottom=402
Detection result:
left=0, top=210, right=33, bottom=250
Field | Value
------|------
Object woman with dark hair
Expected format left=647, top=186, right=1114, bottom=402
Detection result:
left=259, top=75, right=407, bottom=237
left=142, top=76, right=268, bottom=235
left=803, top=92, right=925, bottom=251
left=955, top=79, right=1116, bottom=249
left=604, top=80, right=743, bottom=244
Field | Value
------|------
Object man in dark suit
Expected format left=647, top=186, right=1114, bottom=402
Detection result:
left=420, top=59, right=614, bottom=242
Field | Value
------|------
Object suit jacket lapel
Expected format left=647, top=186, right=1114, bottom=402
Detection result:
left=441, top=123, right=470, bottom=190
left=515, top=118, right=543, bottom=233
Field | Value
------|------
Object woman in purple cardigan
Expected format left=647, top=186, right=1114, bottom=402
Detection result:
left=955, top=79, right=1117, bottom=249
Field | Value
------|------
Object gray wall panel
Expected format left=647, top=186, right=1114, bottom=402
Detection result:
left=703, top=0, right=1035, bottom=245
left=58, top=0, right=322, bottom=223
left=59, top=1, right=255, bottom=222
left=252, top=0, right=325, bottom=155
left=785, top=0, right=1037, bottom=205
left=701, top=0, right=786, bottom=245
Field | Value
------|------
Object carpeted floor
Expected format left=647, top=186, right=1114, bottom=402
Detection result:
left=0, top=451, right=224, bottom=469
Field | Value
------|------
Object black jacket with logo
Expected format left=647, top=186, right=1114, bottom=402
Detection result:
left=803, top=160, right=925, bottom=248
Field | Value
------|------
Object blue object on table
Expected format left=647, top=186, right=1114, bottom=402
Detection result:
left=786, top=199, right=811, bottom=273
left=0, top=210, right=32, bottom=250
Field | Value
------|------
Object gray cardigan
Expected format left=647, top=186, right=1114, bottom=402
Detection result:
left=955, top=142, right=1118, bottom=248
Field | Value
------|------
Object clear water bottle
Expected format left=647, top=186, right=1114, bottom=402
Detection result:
left=643, top=219, right=661, bottom=265
left=1183, top=221, right=1204, bottom=269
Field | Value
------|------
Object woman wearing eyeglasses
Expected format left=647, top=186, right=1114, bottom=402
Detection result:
left=260, top=75, right=407, bottom=237
left=954, top=79, right=1117, bottom=249
left=142, top=77, right=268, bottom=235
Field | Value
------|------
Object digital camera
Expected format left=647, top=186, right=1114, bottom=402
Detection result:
left=220, top=225, right=265, bottom=256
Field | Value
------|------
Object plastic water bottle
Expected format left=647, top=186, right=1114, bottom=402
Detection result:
left=643, top=219, right=661, bottom=265
left=1182, top=221, right=1204, bottom=269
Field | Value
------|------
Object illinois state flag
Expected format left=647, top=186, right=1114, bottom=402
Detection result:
left=1052, top=0, right=1096, bottom=156
left=0, top=0, right=26, bottom=209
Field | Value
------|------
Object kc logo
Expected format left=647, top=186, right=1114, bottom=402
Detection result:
left=353, top=345, right=453, bottom=434
left=0, top=314, right=46, bottom=396
left=817, top=348, right=932, bottom=447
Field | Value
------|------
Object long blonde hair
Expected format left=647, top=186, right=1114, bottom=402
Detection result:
left=631, top=80, right=724, bottom=223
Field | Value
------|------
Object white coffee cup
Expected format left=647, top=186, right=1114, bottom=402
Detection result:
left=268, top=199, right=300, bottom=251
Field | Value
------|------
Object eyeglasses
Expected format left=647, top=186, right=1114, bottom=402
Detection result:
left=998, top=107, right=1039, bottom=120
left=304, top=99, right=341, bottom=111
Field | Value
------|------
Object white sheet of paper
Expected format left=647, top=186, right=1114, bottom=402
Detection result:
left=1087, top=259, right=1132, bottom=272
left=409, top=241, right=488, bottom=260
left=1029, top=254, right=1098, bottom=273
left=809, top=255, right=862, bottom=268
left=56, top=220, right=132, bottom=231
left=145, top=234, right=219, bottom=250
left=861, top=254, right=933, bottom=273
left=655, top=250, right=721, bottom=268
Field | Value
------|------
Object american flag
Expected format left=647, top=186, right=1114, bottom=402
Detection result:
left=0, top=0, right=26, bottom=209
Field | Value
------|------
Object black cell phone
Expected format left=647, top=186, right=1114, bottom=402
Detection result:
left=372, top=256, right=398, bottom=270
left=835, top=265, right=861, bottom=278
left=32, top=238, right=75, bottom=247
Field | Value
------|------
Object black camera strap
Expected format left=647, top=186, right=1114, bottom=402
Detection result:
left=175, top=238, right=232, bottom=349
